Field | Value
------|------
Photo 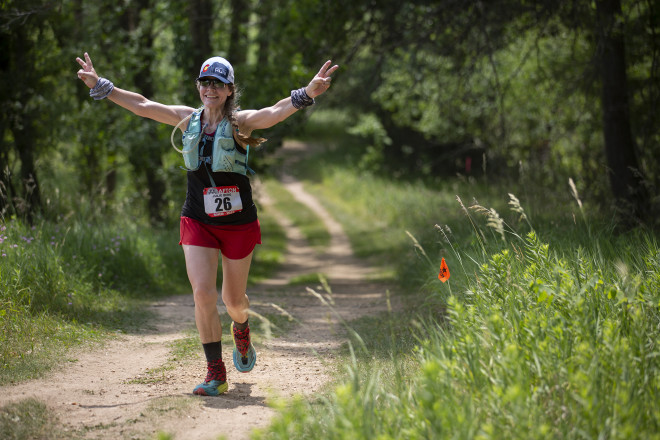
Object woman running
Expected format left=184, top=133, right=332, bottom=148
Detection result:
left=76, top=52, right=338, bottom=396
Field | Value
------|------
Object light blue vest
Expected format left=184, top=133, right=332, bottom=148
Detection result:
left=181, top=109, right=250, bottom=175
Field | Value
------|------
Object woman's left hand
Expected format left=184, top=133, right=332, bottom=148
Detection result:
left=76, top=52, right=101, bottom=89
left=305, top=60, right=339, bottom=98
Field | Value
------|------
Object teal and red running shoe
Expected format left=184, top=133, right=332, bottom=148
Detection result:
left=231, top=322, right=256, bottom=372
left=193, top=360, right=228, bottom=396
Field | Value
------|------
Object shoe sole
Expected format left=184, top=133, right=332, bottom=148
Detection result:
left=232, top=343, right=256, bottom=372
left=231, top=322, right=257, bottom=372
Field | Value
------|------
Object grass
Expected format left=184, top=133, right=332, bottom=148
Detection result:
left=256, top=204, right=660, bottom=439
left=0, top=185, right=288, bottom=439
left=288, top=272, right=329, bottom=286
left=0, top=218, right=182, bottom=385
left=251, top=115, right=660, bottom=439
left=0, top=398, right=63, bottom=440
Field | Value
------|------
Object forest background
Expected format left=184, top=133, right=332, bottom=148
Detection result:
left=1, top=0, right=659, bottom=226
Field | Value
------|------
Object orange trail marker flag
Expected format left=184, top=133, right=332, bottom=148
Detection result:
left=438, top=258, right=450, bottom=283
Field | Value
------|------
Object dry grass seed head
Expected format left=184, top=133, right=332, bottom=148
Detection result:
left=470, top=203, right=505, bottom=241
left=434, top=224, right=453, bottom=244
left=508, top=193, right=527, bottom=221
left=569, top=178, right=583, bottom=209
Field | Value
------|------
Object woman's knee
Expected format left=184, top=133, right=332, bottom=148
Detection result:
left=193, top=285, right=218, bottom=307
left=222, top=290, right=249, bottom=313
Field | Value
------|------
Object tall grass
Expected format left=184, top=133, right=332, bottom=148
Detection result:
left=256, top=194, right=660, bottom=439
left=0, top=218, right=186, bottom=383
left=253, top=123, right=660, bottom=439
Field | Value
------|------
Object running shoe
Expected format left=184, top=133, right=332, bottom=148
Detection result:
left=231, top=322, right=256, bottom=372
left=193, top=380, right=228, bottom=396
left=193, top=360, right=228, bottom=396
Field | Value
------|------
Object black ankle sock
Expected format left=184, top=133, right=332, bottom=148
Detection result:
left=202, top=341, right=222, bottom=363
left=234, top=319, right=249, bottom=331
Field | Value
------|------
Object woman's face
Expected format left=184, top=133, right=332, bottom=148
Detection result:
left=197, top=78, right=232, bottom=109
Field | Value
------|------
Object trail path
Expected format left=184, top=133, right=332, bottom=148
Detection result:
left=0, top=141, right=391, bottom=440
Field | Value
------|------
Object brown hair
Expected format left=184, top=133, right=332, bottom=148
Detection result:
left=226, top=84, right=267, bottom=148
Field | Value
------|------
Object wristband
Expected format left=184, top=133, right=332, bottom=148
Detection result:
left=89, top=77, right=115, bottom=100
left=290, top=87, right=315, bottom=109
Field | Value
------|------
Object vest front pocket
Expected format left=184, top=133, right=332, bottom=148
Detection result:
left=212, top=139, right=238, bottom=172
left=181, top=129, right=202, bottom=170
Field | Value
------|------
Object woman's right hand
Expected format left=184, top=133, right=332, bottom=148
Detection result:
left=75, top=52, right=100, bottom=89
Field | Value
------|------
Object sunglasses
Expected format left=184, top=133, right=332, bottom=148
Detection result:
left=197, top=78, right=227, bottom=89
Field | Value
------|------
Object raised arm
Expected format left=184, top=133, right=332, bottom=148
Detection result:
left=236, top=60, right=339, bottom=133
left=76, top=52, right=194, bottom=127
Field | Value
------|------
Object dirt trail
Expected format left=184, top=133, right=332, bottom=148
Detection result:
left=0, top=141, right=391, bottom=440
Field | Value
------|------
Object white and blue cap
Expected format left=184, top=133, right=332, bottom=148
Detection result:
left=197, top=57, right=234, bottom=84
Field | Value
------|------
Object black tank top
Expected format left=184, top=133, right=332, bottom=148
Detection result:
left=180, top=130, right=257, bottom=225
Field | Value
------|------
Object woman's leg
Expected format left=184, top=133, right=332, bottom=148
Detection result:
left=221, top=252, right=257, bottom=372
left=220, top=251, right=253, bottom=323
left=183, top=244, right=222, bottom=343
left=183, top=245, right=230, bottom=395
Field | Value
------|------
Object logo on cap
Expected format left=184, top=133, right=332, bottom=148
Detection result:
left=202, top=64, right=211, bottom=73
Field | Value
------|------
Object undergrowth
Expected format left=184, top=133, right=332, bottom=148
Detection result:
left=0, top=219, right=186, bottom=384
left=253, top=130, right=660, bottom=439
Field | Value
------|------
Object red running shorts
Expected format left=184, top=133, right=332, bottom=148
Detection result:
left=179, top=216, right=262, bottom=260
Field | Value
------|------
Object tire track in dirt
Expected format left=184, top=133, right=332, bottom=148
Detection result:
left=0, top=141, right=392, bottom=440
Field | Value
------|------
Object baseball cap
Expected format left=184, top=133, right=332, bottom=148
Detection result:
left=197, top=57, right=234, bottom=84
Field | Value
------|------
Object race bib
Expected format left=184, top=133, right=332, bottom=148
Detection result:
left=203, top=186, right=243, bottom=217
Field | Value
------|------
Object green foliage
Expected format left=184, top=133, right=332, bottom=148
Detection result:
left=405, top=229, right=660, bottom=439
left=0, top=218, right=187, bottom=383
left=259, top=217, right=660, bottom=440
left=318, top=1, right=659, bottom=218
left=256, top=144, right=660, bottom=439
left=346, top=114, right=391, bottom=173
left=370, top=24, right=605, bottom=186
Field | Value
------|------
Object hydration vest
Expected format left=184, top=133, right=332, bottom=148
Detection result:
left=181, top=109, right=251, bottom=175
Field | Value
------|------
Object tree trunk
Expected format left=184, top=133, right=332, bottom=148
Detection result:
left=0, top=148, right=13, bottom=217
left=10, top=25, right=41, bottom=222
left=255, top=0, right=273, bottom=68
left=596, top=0, right=649, bottom=223
left=14, top=126, right=41, bottom=223
left=229, top=0, right=249, bottom=67
left=188, top=0, right=213, bottom=73
left=0, top=29, right=10, bottom=216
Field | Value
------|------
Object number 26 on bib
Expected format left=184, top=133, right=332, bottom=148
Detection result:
left=203, top=186, right=243, bottom=217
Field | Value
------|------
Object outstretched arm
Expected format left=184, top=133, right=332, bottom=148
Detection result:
left=236, top=60, right=339, bottom=134
left=76, top=52, right=194, bottom=127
